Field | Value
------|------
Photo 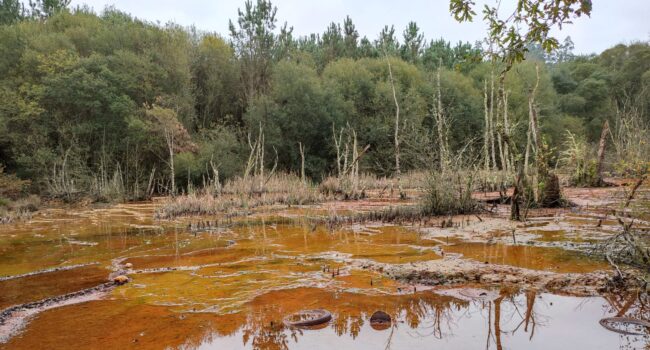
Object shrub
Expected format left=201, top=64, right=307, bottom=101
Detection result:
left=421, top=171, right=480, bottom=216
left=0, top=166, right=30, bottom=200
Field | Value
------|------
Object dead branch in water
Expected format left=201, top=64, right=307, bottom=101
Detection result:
left=598, top=175, right=649, bottom=291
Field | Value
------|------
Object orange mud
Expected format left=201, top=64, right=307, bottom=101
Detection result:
left=0, top=180, right=648, bottom=349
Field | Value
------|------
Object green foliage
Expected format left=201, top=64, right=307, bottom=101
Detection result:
left=0, top=2, right=645, bottom=203
left=450, top=0, right=591, bottom=69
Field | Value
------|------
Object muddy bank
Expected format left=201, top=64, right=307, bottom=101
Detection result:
left=0, top=263, right=100, bottom=282
left=353, top=257, right=635, bottom=296
left=0, top=282, right=116, bottom=343
left=0, top=265, right=109, bottom=310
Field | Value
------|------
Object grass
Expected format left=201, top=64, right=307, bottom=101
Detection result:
left=319, top=171, right=428, bottom=198
left=421, top=171, right=481, bottom=216
left=0, top=195, right=40, bottom=224
left=155, top=173, right=322, bottom=219
left=323, top=170, right=483, bottom=227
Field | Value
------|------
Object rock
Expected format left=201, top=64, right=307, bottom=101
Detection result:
left=283, top=309, right=332, bottom=328
left=124, top=263, right=133, bottom=269
left=370, top=311, right=391, bottom=330
left=113, top=275, right=129, bottom=285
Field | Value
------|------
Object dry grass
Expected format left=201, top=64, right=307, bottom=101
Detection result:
left=421, top=171, right=481, bottom=216
left=155, top=173, right=322, bottom=219
left=0, top=195, right=40, bottom=224
left=472, top=169, right=514, bottom=192
left=319, top=171, right=428, bottom=198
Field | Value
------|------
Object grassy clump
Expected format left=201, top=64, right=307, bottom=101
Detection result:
left=319, top=171, right=428, bottom=199
left=324, top=171, right=482, bottom=227
left=421, top=171, right=481, bottom=216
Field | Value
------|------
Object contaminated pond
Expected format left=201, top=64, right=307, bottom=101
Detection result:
left=0, top=200, right=648, bottom=349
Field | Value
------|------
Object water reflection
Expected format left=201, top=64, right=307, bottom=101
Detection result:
left=190, top=288, right=648, bottom=350
left=1, top=203, right=648, bottom=349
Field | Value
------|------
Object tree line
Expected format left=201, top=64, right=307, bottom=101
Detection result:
left=0, top=0, right=648, bottom=201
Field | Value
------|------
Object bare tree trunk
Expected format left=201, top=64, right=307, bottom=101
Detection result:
left=503, top=89, right=511, bottom=171
left=435, top=62, right=448, bottom=172
left=524, top=125, right=532, bottom=176
left=298, top=142, right=306, bottom=183
left=530, top=64, right=541, bottom=155
left=596, top=119, right=610, bottom=184
left=489, top=71, right=497, bottom=170
left=164, top=128, right=175, bottom=196
left=483, top=80, right=490, bottom=171
left=333, top=124, right=343, bottom=178
left=385, top=52, right=404, bottom=197
left=352, top=129, right=359, bottom=194
left=244, top=132, right=258, bottom=180
left=529, top=64, right=541, bottom=202
left=496, top=86, right=505, bottom=170
left=258, top=123, right=265, bottom=192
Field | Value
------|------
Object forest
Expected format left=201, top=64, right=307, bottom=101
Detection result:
left=0, top=0, right=647, bottom=205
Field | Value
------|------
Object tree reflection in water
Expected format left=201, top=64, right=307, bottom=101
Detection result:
left=195, top=287, right=648, bottom=350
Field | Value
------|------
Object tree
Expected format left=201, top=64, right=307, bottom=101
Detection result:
left=0, top=0, right=23, bottom=25
left=449, top=0, right=591, bottom=69
left=190, top=34, right=241, bottom=128
left=145, top=104, right=197, bottom=195
left=376, top=25, right=399, bottom=56
left=229, top=0, right=292, bottom=102
left=384, top=53, right=404, bottom=197
left=401, top=22, right=424, bottom=64
left=28, top=0, right=70, bottom=19
left=322, top=22, right=343, bottom=66
left=244, top=60, right=345, bottom=178
left=342, top=16, right=359, bottom=58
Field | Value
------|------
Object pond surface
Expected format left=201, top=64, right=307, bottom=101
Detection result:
left=0, top=193, right=648, bottom=349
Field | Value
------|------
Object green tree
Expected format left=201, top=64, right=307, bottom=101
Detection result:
left=0, top=0, right=23, bottom=25
left=400, top=22, right=424, bottom=64
left=450, top=0, right=591, bottom=69
left=229, top=0, right=292, bottom=102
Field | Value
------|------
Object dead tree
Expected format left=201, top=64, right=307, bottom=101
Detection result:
left=489, top=70, right=497, bottom=169
left=524, top=64, right=541, bottom=177
left=483, top=80, right=490, bottom=171
left=163, top=126, right=175, bottom=196
left=496, top=84, right=506, bottom=171
left=332, top=124, right=344, bottom=177
left=298, top=142, right=306, bottom=183
left=434, top=61, right=449, bottom=172
left=502, top=89, right=512, bottom=171
left=596, top=119, right=610, bottom=185
left=385, top=51, right=405, bottom=198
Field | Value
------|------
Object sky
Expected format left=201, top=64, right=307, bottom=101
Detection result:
left=68, top=0, right=650, bottom=55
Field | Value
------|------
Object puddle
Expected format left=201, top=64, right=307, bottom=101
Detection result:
left=3, top=288, right=647, bottom=350
left=442, top=242, right=608, bottom=273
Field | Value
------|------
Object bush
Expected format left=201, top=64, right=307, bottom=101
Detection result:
left=0, top=166, right=30, bottom=200
left=421, top=171, right=480, bottom=216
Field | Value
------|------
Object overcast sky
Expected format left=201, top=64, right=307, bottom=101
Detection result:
left=68, top=0, right=649, bottom=55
